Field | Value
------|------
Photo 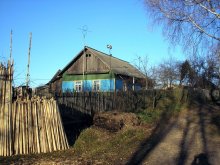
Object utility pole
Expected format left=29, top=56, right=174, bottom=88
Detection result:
left=26, top=32, right=32, bottom=96
left=9, top=30, right=13, bottom=112
left=10, top=30, right=12, bottom=62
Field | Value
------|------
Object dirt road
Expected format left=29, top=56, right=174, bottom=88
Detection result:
left=127, top=103, right=220, bottom=165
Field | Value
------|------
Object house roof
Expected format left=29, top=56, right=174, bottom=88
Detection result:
left=58, top=46, right=145, bottom=79
left=87, top=47, right=145, bottom=78
left=47, top=69, right=61, bottom=84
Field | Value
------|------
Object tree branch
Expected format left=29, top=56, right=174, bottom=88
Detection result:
left=195, top=0, right=220, bottom=19
left=188, top=16, right=220, bottom=41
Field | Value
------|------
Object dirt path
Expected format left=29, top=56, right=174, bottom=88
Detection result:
left=127, top=103, right=220, bottom=165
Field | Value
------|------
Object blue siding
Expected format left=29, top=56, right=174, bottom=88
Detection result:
left=83, top=80, right=92, bottom=92
left=62, top=81, right=74, bottom=92
left=100, top=79, right=114, bottom=92
left=116, top=79, right=123, bottom=91
left=62, top=79, right=116, bottom=92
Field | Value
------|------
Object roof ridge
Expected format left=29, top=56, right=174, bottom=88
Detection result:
left=85, top=46, right=130, bottom=64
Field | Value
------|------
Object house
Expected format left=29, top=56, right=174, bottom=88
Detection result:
left=47, top=69, right=62, bottom=95
left=48, top=46, right=146, bottom=93
left=35, top=84, right=50, bottom=97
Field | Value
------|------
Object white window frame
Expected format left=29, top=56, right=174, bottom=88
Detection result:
left=75, top=81, right=82, bottom=92
left=93, top=80, right=100, bottom=92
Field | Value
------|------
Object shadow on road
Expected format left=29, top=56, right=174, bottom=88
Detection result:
left=126, top=90, right=180, bottom=165
left=127, top=110, right=179, bottom=165
left=177, top=97, right=216, bottom=165
left=127, top=88, right=219, bottom=165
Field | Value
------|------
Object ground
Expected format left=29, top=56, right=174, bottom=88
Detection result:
left=127, top=103, right=220, bottom=165
left=0, top=102, right=220, bottom=165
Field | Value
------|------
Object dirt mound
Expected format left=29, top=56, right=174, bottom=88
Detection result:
left=93, top=111, right=140, bottom=132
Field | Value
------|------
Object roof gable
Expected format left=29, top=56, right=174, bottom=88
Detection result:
left=86, top=47, right=145, bottom=78
left=58, top=46, right=145, bottom=79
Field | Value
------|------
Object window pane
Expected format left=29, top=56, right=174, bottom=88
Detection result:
left=75, top=81, right=82, bottom=92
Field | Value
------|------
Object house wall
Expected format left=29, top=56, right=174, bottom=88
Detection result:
left=62, top=72, right=145, bottom=93
left=66, top=49, right=109, bottom=74
left=115, top=79, right=123, bottom=91
left=62, top=79, right=115, bottom=92
left=100, top=79, right=114, bottom=92
left=62, top=81, right=74, bottom=92
left=62, top=73, right=115, bottom=92
left=50, top=78, right=62, bottom=95
left=115, top=75, right=144, bottom=91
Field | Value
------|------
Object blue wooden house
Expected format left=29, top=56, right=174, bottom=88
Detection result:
left=48, top=46, right=145, bottom=93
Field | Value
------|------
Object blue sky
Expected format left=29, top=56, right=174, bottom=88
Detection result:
left=0, top=0, right=185, bottom=87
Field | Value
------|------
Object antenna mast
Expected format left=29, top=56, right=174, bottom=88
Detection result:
left=79, top=25, right=89, bottom=91
left=26, top=32, right=32, bottom=88
left=107, top=44, right=112, bottom=92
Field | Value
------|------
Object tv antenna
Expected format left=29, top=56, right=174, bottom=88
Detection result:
left=107, top=44, right=112, bottom=92
left=79, top=25, right=91, bottom=47
left=79, top=25, right=91, bottom=89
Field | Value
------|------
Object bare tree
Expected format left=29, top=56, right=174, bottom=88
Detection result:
left=144, top=0, right=220, bottom=55
left=155, top=56, right=180, bottom=88
left=206, top=47, right=220, bottom=87
left=133, top=55, right=150, bottom=89
left=179, top=52, right=219, bottom=88
left=179, top=60, right=192, bottom=85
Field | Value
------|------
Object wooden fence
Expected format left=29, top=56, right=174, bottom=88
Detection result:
left=56, top=90, right=165, bottom=114
left=0, top=97, right=69, bottom=156
left=0, top=61, right=69, bottom=156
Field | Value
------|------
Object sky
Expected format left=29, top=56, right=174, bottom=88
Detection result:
left=0, top=0, right=185, bottom=87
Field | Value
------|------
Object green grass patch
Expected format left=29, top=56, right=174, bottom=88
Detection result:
left=137, top=88, right=187, bottom=124
left=73, top=127, right=148, bottom=162
left=137, top=109, right=163, bottom=124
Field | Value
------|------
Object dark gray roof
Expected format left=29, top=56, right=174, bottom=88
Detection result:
left=47, top=69, right=61, bottom=84
left=87, top=47, right=145, bottom=78
left=59, top=46, right=145, bottom=79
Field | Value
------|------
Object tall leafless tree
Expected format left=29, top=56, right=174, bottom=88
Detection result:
left=133, top=55, right=150, bottom=89
left=157, top=56, right=180, bottom=88
left=144, top=0, right=220, bottom=55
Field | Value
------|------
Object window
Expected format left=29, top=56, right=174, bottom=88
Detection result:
left=86, top=54, right=91, bottom=57
left=93, top=80, right=100, bottom=92
left=75, top=81, right=82, bottom=92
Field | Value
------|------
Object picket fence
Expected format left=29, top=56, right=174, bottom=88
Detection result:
left=0, top=97, right=69, bottom=156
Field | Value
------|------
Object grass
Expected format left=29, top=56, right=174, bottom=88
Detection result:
left=137, top=109, right=163, bottom=124
left=73, top=126, right=149, bottom=163
left=137, top=88, right=187, bottom=124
